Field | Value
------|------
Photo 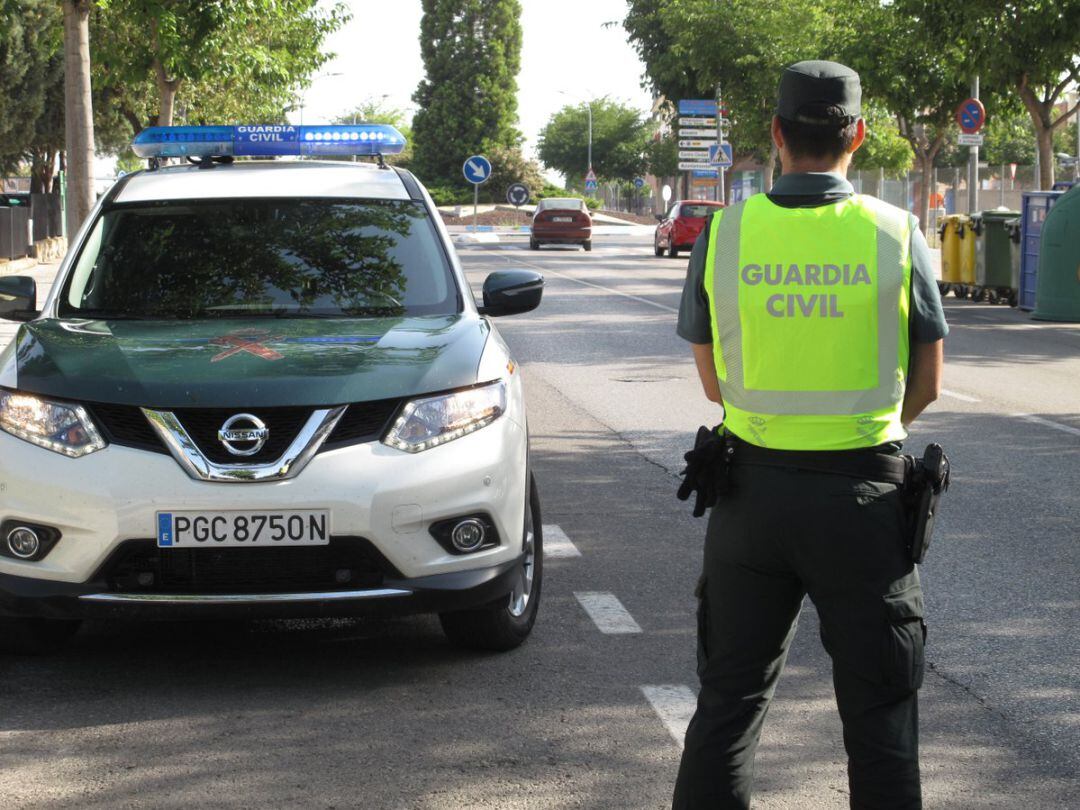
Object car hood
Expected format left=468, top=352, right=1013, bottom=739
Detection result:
left=3, top=315, right=490, bottom=407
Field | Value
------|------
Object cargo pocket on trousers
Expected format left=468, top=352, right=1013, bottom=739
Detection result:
left=883, top=586, right=926, bottom=691
left=695, top=574, right=709, bottom=677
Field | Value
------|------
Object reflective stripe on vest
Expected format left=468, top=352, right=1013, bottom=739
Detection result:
left=704, top=193, right=912, bottom=450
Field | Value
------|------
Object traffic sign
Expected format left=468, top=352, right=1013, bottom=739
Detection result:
left=678, top=128, right=716, bottom=137
left=679, top=139, right=716, bottom=148
left=679, top=150, right=711, bottom=160
left=679, top=161, right=714, bottom=171
left=463, top=155, right=491, bottom=185
left=678, top=117, right=717, bottom=127
left=633, top=177, right=645, bottom=189
left=691, top=168, right=719, bottom=179
left=506, top=183, right=530, bottom=206
left=708, top=142, right=733, bottom=168
left=956, top=98, right=986, bottom=134
left=678, top=99, right=718, bottom=116
left=957, top=133, right=985, bottom=147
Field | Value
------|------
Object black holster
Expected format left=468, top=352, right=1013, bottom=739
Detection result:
left=902, top=443, right=951, bottom=564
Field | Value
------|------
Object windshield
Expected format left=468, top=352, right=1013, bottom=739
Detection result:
left=59, top=199, right=458, bottom=320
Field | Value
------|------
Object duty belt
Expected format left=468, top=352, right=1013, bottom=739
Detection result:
left=730, top=438, right=908, bottom=485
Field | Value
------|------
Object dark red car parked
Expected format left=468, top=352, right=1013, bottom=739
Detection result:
left=531, top=198, right=592, bottom=251
left=654, top=200, right=725, bottom=257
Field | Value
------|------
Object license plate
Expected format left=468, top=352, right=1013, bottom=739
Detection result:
left=156, top=510, right=330, bottom=548
left=552, top=216, right=573, bottom=222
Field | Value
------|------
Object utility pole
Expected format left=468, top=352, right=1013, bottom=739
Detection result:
left=716, top=83, right=725, bottom=203
left=968, top=76, right=980, bottom=213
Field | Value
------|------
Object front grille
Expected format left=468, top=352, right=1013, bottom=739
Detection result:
left=171, top=406, right=311, bottom=464
left=325, top=398, right=401, bottom=447
left=101, top=537, right=397, bottom=594
left=88, top=403, right=167, bottom=454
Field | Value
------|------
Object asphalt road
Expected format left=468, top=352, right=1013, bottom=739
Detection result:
left=1, top=234, right=1077, bottom=808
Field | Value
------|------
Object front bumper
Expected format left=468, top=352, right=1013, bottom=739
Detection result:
left=0, top=555, right=522, bottom=620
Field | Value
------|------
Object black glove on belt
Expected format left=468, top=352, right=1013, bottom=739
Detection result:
left=677, top=424, right=730, bottom=517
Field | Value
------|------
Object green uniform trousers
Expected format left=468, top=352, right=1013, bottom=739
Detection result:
left=672, top=461, right=926, bottom=810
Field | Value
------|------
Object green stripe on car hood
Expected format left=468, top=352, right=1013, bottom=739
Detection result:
left=9, top=315, right=490, bottom=407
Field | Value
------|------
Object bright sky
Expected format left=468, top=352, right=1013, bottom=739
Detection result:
left=298, top=0, right=655, bottom=169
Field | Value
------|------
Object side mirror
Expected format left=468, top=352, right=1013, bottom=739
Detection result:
left=0, top=275, right=38, bottom=322
left=480, top=270, right=544, bottom=317
left=655, top=213, right=664, bottom=221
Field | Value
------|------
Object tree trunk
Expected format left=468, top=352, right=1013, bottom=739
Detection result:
left=63, top=0, right=95, bottom=235
left=915, top=152, right=934, bottom=235
left=762, top=142, right=778, bottom=192
left=1035, top=125, right=1054, bottom=190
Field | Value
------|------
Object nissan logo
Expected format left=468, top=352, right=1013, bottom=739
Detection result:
left=218, top=413, right=269, bottom=457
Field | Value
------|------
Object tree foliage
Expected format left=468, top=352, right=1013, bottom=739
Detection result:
left=537, top=99, right=650, bottom=186
left=92, top=0, right=347, bottom=134
left=411, top=0, right=522, bottom=185
left=851, top=101, right=914, bottom=176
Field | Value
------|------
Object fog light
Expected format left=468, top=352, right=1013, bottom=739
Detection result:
left=450, top=518, right=487, bottom=553
left=7, top=527, right=40, bottom=559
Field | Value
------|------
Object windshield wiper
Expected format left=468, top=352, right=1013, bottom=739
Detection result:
left=66, top=310, right=158, bottom=320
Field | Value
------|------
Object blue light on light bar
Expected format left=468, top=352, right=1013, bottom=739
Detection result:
left=131, top=125, right=407, bottom=158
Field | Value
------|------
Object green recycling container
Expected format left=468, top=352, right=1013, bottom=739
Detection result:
left=1033, top=184, right=1080, bottom=322
left=1005, top=218, right=1021, bottom=306
left=972, top=208, right=1020, bottom=291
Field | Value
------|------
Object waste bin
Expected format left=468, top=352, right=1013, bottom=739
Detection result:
left=1019, top=191, right=1066, bottom=310
left=958, top=214, right=977, bottom=294
left=937, top=214, right=965, bottom=296
left=1005, top=218, right=1022, bottom=307
left=972, top=209, right=1020, bottom=303
left=1032, top=184, right=1080, bottom=322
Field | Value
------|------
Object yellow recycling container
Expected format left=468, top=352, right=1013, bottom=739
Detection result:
left=958, top=214, right=977, bottom=287
left=938, top=214, right=965, bottom=292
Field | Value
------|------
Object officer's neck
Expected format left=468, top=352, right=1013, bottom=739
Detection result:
left=780, top=153, right=853, bottom=176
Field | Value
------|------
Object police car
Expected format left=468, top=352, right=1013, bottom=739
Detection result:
left=0, top=125, right=544, bottom=653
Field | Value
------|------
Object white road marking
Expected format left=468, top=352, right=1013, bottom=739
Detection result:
left=505, top=257, right=680, bottom=314
left=941, top=389, right=981, bottom=403
left=542, top=524, right=582, bottom=558
left=1012, top=413, right=1080, bottom=438
left=574, top=591, right=642, bottom=634
left=641, top=685, right=697, bottom=748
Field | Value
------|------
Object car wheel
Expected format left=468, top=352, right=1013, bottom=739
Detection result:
left=654, top=241, right=664, bottom=257
left=667, top=243, right=679, bottom=258
left=529, top=238, right=539, bottom=250
left=440, top=475, right=543, bottom=652
left=0, top=617, right=80, bottom=655
left=583, top=241, right=592, bottom=252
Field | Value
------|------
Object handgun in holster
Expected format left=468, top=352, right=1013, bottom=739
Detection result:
left=903, top=443, right=951, bottom=564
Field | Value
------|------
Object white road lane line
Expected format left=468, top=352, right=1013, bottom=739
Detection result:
left=503, top=257, right=681, bottom=314
left=1012, top=413, right=1080, bottom=438
left=641, top=685, right=697, bottom=748
left=542, top=524, right=582, bottom=558
left=574, top=591, right=643, bottom=634
left=941, top=389, right=981, bottom=402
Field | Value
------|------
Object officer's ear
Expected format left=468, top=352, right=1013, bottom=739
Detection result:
left=848, top=118, right=866, bottom=155
left=771, top=115, right=785, bottom=152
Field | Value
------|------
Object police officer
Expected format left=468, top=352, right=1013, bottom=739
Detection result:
left=673, top=61, right=948, bottom=809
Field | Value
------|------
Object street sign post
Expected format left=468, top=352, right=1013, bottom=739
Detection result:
left=708, top=143, right=733, bottom=168
left=956, top=97, right=986, bottom=134
left=633, top=177, right=645, bottom=189
left=463, top=154, right=492, bottom=233
left=957, top=133, right=985, bottom=147
left=584, top=168, right=598, bottom=193
left=679, top=139, right=716, bottom=148
left=678, top=99, right=718, bottom=117
left=506, top=182, right=530, bottom=207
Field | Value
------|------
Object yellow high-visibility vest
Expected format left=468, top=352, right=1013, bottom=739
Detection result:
left=704, top=193, right=912, bottom=450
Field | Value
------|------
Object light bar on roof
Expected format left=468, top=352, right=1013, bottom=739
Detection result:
left=131, top=124, right=407, bottom=159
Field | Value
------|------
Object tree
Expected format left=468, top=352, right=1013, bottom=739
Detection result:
left=899, top=0, right=1080, bottom=189
left=92, top=0, right=347, bottom=135
left=537, top=99, right=650, bottom=186
left=851, top=101, right=914, bottom=177
left=982, top=107, right=1038, bottom=167
left=411, top=0, right=522, bottom=185
left=63, top=0, right=95, bottom=233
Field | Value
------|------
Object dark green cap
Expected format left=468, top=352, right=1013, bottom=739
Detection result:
left=776, top=60, right=861, bottom=125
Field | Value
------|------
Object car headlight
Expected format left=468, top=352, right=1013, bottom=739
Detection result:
left=383, top=380, right=507, bottom=453
left=0, top=389, right=106, bottom=458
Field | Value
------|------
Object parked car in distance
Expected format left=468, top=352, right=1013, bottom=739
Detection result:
left=531, top=198, right=592, bottom=251
left=654, top=200, right=725, bottom=257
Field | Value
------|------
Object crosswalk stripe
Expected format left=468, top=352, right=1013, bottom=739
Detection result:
left=641, top=685, right=697, bottom=748
left=542, top=524, right=582, bottom=558
left=574, top=591, right=642, bottom=634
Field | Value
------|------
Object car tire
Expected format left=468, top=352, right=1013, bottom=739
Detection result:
left=654, top=241, right=664, bottom=257
left=583, top=241, right=592, bottom=252
left=0, top=617, right=80, bottom=655
left=440, top=475, right=542, bottom=652
left=668, top=243, right=679, bottom=258
left=529, top=238, right=539, bottom=250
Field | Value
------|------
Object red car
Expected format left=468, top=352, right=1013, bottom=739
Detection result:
left=654, top=200, right=725, bottom=257
left=531, top=198, right=592, bottom=251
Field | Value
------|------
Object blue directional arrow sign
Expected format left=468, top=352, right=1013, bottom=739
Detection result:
left=633, top=177, right=645, bottom=189
left=463, top=155, right=492, bottom=185
left=708, top=142, right=733, bottom=168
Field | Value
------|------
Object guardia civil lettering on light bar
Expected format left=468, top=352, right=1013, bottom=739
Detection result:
left=131, top=124, right=407, bottom=159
